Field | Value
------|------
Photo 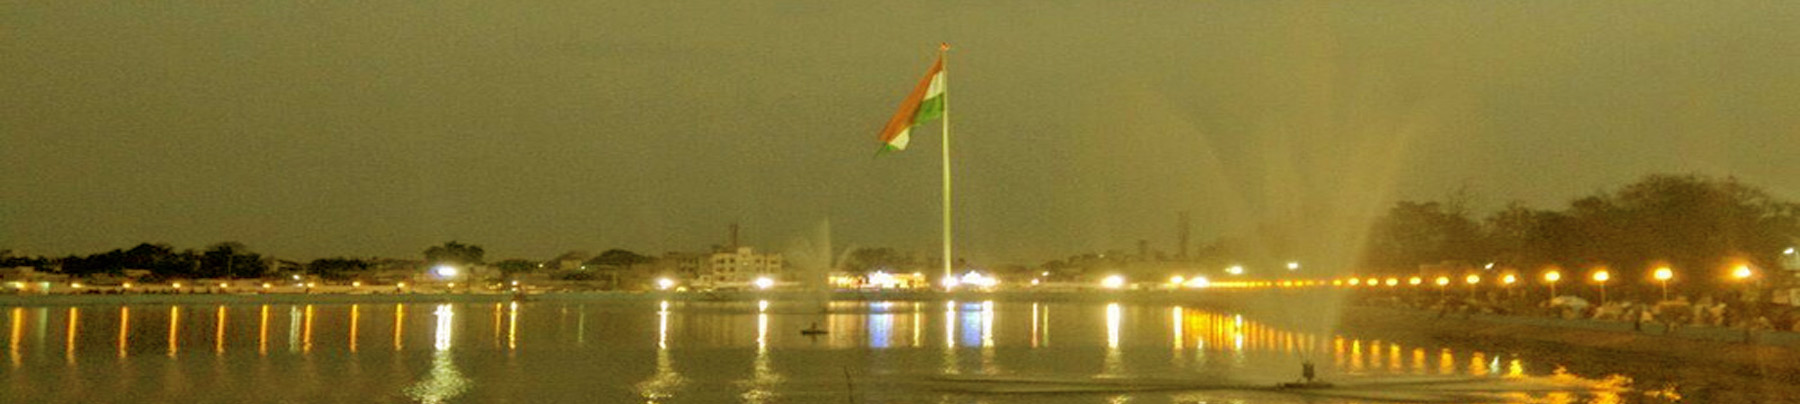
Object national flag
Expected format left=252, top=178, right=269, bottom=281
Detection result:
left=876, top=54, right=946, bottom=152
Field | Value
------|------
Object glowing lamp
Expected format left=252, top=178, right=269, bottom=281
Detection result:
left=1100, top=275, right=1126, bottom=289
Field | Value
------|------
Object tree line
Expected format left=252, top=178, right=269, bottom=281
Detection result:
left=1360, top=174, right=1799, bottom=295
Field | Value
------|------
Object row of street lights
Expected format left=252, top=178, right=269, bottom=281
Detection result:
left=1333, top=264, right=1760, bottom=304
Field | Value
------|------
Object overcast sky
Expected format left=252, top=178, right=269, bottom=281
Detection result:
left=4, top=1, right=1797, bottom=267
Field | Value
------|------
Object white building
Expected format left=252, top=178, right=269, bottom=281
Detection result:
left=695, top=247, right=784, bottom=289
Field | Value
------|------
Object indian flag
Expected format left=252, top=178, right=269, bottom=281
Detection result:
left=876, top=54, right=945, bottom=152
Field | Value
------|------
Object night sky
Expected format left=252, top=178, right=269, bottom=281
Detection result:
left=5, top=2, right=1797, bottom=266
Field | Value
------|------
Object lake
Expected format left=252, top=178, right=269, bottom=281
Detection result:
left=3, top=298, right=1655, bottom=403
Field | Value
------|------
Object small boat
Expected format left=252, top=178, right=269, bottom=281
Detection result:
left=800, top=322, right=829, bottom=335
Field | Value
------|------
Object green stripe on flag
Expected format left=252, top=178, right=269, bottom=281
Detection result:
left=913, top=95, right=944, bottom=125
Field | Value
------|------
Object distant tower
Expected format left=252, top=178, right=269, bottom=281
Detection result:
left=1177, top=211, right=1191, bottom=261
left=729, top=223, right=741, bottom=250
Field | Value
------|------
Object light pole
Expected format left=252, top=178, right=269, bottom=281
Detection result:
left=1465, top=274, right=1481, bottom=297
left=1592, top=270, right=1610, bottom=305
left=1544, top=270, right=1562, bottom=298
left=1653, top=267, right=1673, bottom=301
left=1731, top=265, right=1755, bottom=302
left=1502, top=274, right=1517, bottom=300
left=1434, top=276, right=1450, bottom=298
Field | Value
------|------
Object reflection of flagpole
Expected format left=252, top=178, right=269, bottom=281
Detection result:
left=939, top=42, right=953, bottom=286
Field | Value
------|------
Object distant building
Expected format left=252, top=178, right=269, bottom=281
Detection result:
left=695, top=247, right=784, bottom=289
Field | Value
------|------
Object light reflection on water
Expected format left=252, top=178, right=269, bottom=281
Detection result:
left=0, top=300, right=1688, bottom=403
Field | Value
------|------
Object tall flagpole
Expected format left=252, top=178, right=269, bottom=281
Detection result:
left=939, top=42, right=954, bottom=288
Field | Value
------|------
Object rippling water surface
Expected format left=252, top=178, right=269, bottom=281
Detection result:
left=3, top=299, right=1669, bottom=403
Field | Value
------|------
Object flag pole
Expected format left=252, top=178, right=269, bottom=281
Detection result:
left=939, top=42, right=953, bottom=288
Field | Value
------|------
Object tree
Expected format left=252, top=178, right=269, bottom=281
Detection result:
left=494, top=259, right=538, bottom=276
left=844, top=247, right=915, bottom=272
left=586, top=249, right=651, bottom=268
left=1361, top=201, right=1486, bottom=272
left=425, top=241, right=485, bottom=266
left=201, top=242, right=266, bottom=279
left=1567, top=174, right=1800, bottom=293
left=307, top=258, right=371, bottom=281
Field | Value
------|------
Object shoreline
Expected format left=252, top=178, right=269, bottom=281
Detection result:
left=6, top=290, right=1797, bottom=353
left=0, top=289, right=1268, bottom=307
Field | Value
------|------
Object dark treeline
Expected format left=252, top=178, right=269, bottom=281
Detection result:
left=2, top=242, right=274, bottom=280
left=1360, top=173, right=1799, bottom=296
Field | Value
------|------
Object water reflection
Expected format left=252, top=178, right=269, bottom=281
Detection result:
left=392, top=303, right=404, bottom=351
left=406, top=304, right=470, bottom=404
left=347, top=304, right=358, bottom=353
left=10, top=307, right=23, bottom=367
left=506, top=301, right=518, bottom=350
left=259, top=305, right=269, bottom=354
left=638, top=300, right=685, bottom=401
left=214, top=305, right=226, bottom=354
left=740, top=299, right=781, bottom=403
left=1103, top=302, right=1122, bottom=375
left=117, top=306, right=129, bottom=358
left=0, top=300, right=1687, bottom=403
left=167, top=306, right=179, bottom=357
left=64, top=307, right=77, bottom=362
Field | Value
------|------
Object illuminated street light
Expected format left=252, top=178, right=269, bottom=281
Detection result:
left=1592, top=269, right=1610, bottom=304
left=1225, top=266, right=1245, bottom=275
left=656, top=278, right=676, bottom=290
left=1408, top=276, right=1422, bottom=286
left=1101, top=275, right=1126, bottom=289
left=1385, top=278, right=1399, bottom=287
left=1502, top=274, right=1517, bottom=285
left=1731, top=265, right=1753, bottom=280
left=1653, top=267, right=1674, bottom=301
left=753, top=276, right=776, bottom=290
left=1544, top=270, right=1562, bottom=297
left=1286, top=262, right=1300, bottom=271
left=1465, top=274, right=1481, bottom=297
left=1348, top=278, right=1361, bottom=286
left=1170, top=275, right=1186, bottom=286
left=433, top=265, right=459, bottom=278
left=1434, top=276, right=1449, bottom=297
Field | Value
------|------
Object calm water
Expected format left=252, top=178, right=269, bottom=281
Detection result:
left=2, top=299, right=1659, bottom=403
